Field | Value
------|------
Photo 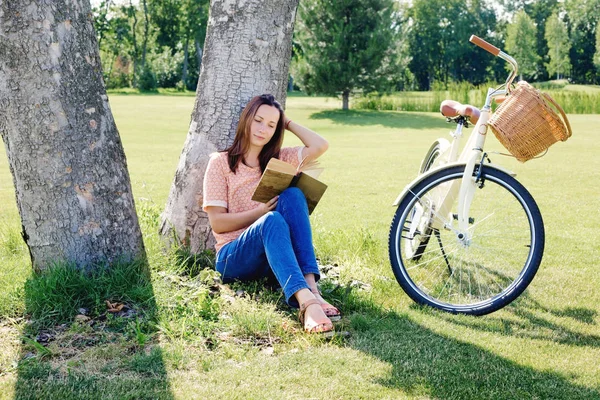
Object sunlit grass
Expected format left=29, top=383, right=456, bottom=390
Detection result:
left=1, top=95, right=599, bottom=399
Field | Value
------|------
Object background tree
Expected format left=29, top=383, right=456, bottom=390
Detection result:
left=160, top=0, right=300, bottom=252
left=149, top=0, right=181, bottom=52
left=545, top=11, right=571, bottom=80
left=506, top=10, right=539, bottom=80
left=407, top=0, right=498, bottom=90
left=0, top=0, right=145, bottom=270
left=293, top=0, right=398, bottom=110
left=594, top=24, right=600, bottom=71
left=179, top=0, right=210, bottom=90
left=92, top=0, right=209, bottom=91
left=96, top=6, right=135, bottom=88
left=565, top=0, right=600, bottom=84
left=520, top=0, right=558, bottom=80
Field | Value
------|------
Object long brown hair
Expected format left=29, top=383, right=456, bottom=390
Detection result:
left=224, top=94, right=285, bottom=173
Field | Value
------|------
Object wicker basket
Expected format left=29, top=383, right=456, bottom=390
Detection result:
left=488, top=81, right=572, bottom=162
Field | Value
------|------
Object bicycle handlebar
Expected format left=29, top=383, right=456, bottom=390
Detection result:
left=470, top=34, right=519, bottom=96
left=469, top=35, right=500, bottom=56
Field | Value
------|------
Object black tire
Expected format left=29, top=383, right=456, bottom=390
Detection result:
left=405, top=139, right=450, bottom=260
left=389, top=165, right=544, bottom=315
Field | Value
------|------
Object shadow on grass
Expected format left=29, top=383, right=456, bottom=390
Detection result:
left=309, top=109, right=447, bottom=130
left=428, top=294, right=600, bottom=348
left=321, top=284, right=600, bottom=399
left=230, top=278, right=600, bottom=398
left=14, top=259, right=174, bottom=400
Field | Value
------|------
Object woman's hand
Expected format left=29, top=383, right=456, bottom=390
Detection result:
left=205, top=196, right=278, bottom=234
left=283, top=117, right=329, bottom=162
left=257, top=196, right=278, bottom=216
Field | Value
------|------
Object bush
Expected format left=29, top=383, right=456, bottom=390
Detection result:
left=175, top=80, right=186, bottom=92
left=149, top=47, right=184, bottom=88
left=137, top=67, right=158, bottom=92
left=533, top=81, right=568, bottom=90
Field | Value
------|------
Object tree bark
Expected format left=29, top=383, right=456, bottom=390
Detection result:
left=141, top=0, right=149, bottom=70
left=342, top=90, right=350, bottom=110
left=160, top=0, right=299, bottom=253
left=129, top=1, right=139, bottom=88
left=0, top=0, right=145, bottom=270
left=194, top=38, right=203, bottom=70
left=182, top=36, right=189, bottom=87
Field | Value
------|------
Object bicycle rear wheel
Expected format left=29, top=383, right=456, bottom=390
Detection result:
left=389, top=165, right=544, bottom=315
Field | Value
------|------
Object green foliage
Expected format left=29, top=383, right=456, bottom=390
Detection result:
left=148, top=46, right=185, bottom=88
left=517, top=0, right=559, bottom=81
left=293, top=0, right=400, bottom=108
left=594, top=26, right=600, bottom=70
left=353, top=84, right=600, bottom=114
left=2, top=95, right=600, bottom=398
left=23, top=260, right=154, bottom=330
left=506, top=10, right=540, bottom=80
left=565, top=0, right=600, bottom=84
left=92, top=0, right=208, bottom=90
left=545, top=12, right=571, bottom=80
left=407, top=0, right=498, bottom=90
left=137, top=66, right=158, bottom=92
left=353, top=82, right=491, bottom=113
left=543, top=90, right=600, bottom=113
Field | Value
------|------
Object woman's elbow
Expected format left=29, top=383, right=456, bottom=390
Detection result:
left=318, top=139, right=329, bottom=155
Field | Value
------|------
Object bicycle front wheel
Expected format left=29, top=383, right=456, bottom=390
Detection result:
left=405, top=139, right=451, bottom=261
left=389, top=165, right=544, bottom=315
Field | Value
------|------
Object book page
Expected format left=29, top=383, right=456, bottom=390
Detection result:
left=265, top=158, right=296, bottom=175
left=251, top=159, right=295, bottom=203
left=296, top=156, right=324, bottom=179
left=301, top=167, right=324, bottom=179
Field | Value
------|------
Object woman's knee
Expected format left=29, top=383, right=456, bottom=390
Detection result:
left=261, top=211, right=288, bottom=230
left=279, top=187, right=305, bottom=206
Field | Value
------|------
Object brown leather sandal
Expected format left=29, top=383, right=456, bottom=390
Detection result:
left=299, top=298, right=334, bottom=336
left=311, top=288, right=342, bottom=321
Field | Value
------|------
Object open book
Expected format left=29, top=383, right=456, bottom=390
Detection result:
left=251, top=157, right=327, bottom=214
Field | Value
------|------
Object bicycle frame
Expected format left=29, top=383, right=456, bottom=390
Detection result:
left=393, top=36, right=519, bottom=245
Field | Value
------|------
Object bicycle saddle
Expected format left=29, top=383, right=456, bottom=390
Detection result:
left=440, top=100, right=480, bottom=124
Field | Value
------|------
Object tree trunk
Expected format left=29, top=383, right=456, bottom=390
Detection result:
left=160, top=0, right=299, bottom=252
left=0, top=0, right=145, bottom=271
left=141, top=0, right=149, bottom=70
left=129, top=1, right=139, bottom=88
left=194, top=39, right=203, bottom=70
left=342, top=90, right=350, bottom=110
left=182, top=36, right=189, bottom=87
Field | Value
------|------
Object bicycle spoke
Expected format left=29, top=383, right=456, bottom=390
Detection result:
left=390, top=166, right=543, bottom=314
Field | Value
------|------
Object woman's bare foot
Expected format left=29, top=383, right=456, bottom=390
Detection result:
left=295, top=289, right=334, bottom=334
left=310, top=288, right=341, bottom=321
left=300, top=299, right=333, bottom=334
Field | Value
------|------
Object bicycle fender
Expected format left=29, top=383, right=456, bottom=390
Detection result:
left=392, top=162, right=516, bottom=207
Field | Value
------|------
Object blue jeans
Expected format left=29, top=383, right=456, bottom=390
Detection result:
left=215, top=187, right=320, bottom=307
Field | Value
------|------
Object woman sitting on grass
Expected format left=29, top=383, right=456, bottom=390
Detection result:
left=202, top=94, right=339, bottom=335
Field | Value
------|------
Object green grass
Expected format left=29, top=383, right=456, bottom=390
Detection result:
left=1, top=95, right=600, bottom=399
left=354, top=82, right=600, bottom=114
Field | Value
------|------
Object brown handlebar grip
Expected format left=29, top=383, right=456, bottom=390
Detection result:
left=469, top=35, right=500, bottom=56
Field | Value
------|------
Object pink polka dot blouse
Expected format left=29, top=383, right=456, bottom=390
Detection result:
left=203, top=147, right=304, bottom=253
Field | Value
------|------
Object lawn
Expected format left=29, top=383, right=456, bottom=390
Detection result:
left=1, top=94, right=599, bottom=399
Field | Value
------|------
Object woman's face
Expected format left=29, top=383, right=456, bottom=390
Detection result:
left=249, top=104, right=280, bottom=149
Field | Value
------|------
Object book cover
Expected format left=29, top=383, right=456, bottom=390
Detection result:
left=251, top=157, right=327, bottom=214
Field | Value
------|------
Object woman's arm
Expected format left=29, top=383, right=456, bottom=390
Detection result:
left=284, top=117, right=329, bottom=162
left=205, top=196, right=278, bottom=234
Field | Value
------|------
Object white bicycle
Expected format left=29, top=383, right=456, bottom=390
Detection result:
left=388, top=35, right=545, bottom=316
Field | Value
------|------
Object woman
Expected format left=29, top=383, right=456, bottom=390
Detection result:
left=202, top=94, right=339, bottom=335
